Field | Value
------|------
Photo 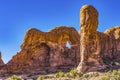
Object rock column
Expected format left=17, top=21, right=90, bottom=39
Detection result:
left=77, top=5, right=106, bottom=72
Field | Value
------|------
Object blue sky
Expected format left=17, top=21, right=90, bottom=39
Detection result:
left=0, top=0, right=120, bottom=63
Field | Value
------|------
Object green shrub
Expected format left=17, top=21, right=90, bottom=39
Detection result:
left=117, top=69, right=120, bottom=75
left=6, top=75, right=22, bottom=80
left=54, top=69, right=83, bottom=78
left=114, top=75, right=120, bottom=80
left=37, top=76, right=44, bottom=80
left=111, top=70, right=118, bottom=76
left=93, top=72, right=99, bottom=77
left=77, top=72, right=83, bottom=78
left=69, top=69, right=78, bottom=77
left=100, top=76, right=110, bottom=80
left=65, top=72, right=70, bottom=77
left=84, top=74, right=90, bottom=78
left=55, top=72, right=65, bottom=78
left=67, top=69, right=83, bottom=78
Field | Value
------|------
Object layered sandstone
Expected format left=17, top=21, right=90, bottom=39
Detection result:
left=77, top=5, right=106, bottom=72
left=0, top=4, right=120, bottom=75
left=77, top=5, right=120, bottom=73
left=5, top=26, right=80, bottom=74
left=0, top=52, right=4, bottom=66
left=102, top=26, right=120, bottom=61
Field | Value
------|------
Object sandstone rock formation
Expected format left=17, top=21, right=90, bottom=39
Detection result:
left=5, top=26, right=80, bottom=74
left=0, top=4, right=120, bottom=75
left=77, top=5, right=106, bottom=72
left=77, top=5, right=120, bottom=73
left=0, top=52, right=4, bottom=66
left=100, top=26, right=120, bottom=66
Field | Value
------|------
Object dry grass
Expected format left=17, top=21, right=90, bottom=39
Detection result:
left=5, top=69, right=120, bottom=80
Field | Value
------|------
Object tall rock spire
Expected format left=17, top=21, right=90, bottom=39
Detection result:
left=77, top=5, right=106, bottom=72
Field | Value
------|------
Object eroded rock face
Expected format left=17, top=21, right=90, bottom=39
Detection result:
left=0, top=52, right=4, bottom=66
left=77, top=5, right=106, bottom=72
left=0, top=4, right=120, bottom=75
left=102, top=26, right=120, bottom=61
left=5, top=26, right=80, bottom=74
left=77, top=5, right=120, bottom=73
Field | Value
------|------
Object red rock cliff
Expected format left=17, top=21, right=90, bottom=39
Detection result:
left=77, top=5, right=120, bottom=73
left=0, top=52, right=4, bottom=66
left=5, top=26, right=80, bottom=74
left=0, top=4, right=120, bottom=75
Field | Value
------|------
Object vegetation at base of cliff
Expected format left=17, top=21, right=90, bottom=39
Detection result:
left=5, top=69, right=120, bottom=80
left=37, top=76, right=44, bottom=80
left=6, top=75, right=22, bottom=80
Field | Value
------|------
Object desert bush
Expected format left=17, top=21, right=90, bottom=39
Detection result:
left=77, top=72, right=83, bottom=78
left=65, top=69, right=83, bottom=78
left=112, top=70, right=118, bottom=75
left=6, top=75, right=22, bottom=80
left=117, top=69, right=120, bottom=75
left=93, top=72, right=99, bottom=77
left=83, top=74, right=90, bottom=78
left=113, top=75, right=120, bottom=80
left=100, top=76, right=110, bottom=80
left=54, top=69, right=83, bottom=79
left=69, top=69, right=78, bottom=77
left=55, top=72, right=65, bottom=78
left=65, top=72, right=70, bottom=77
left=37, top=76, right=44, bottom=80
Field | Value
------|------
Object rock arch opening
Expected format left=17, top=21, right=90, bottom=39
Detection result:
left=66, top=41, right=71, bottom=49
